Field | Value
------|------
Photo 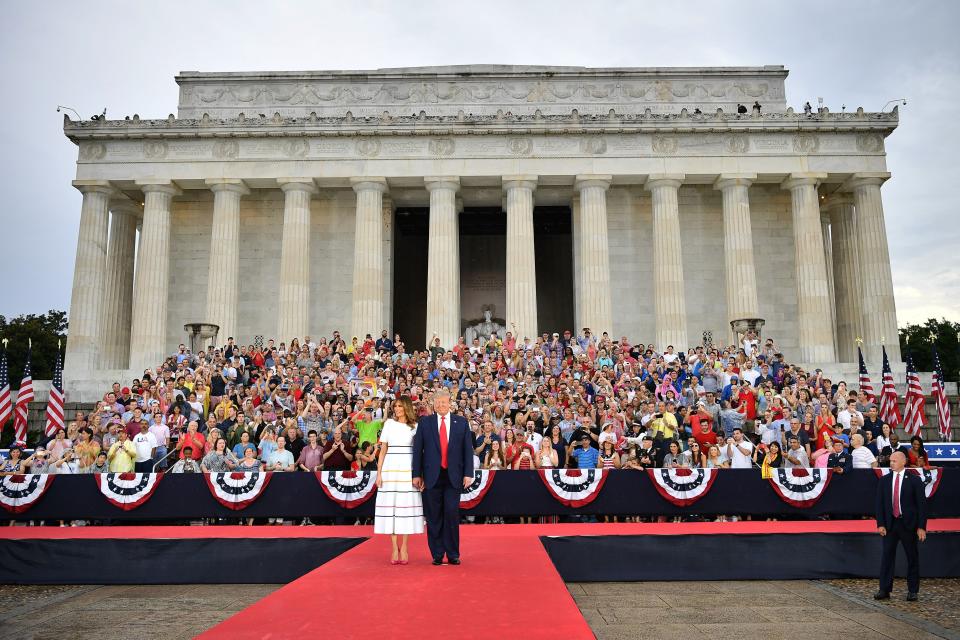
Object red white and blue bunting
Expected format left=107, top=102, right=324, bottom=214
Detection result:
left=316, top=470, right=378, bottom=508
left=0, top=474, right=54, bottom=514
left=768, top=468, right=832, bottom=507
left=460, top=470, right=496, bottom=509
left=540, top=469, right=607, bottom=507
left=648, top=468, right=718, bottom=506
left=94, top=472, right=162, bottom=510
left=205, top=472, right=272, bottom=510
left=874, top=467, right=942, bottom=499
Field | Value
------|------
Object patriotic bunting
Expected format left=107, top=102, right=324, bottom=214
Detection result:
left=316, top=470, right=378, bottom=508
left=0, top=474, right=54, bottom=513
left=648, top=468, right=718, bottom=506
left=94, top=472, right=163, bottom=510
left=768, top=468, right=832, bottom=507
left=460, top=469, right=496, bottom=509
left=875, top=467, right=942, bottom=499
left=540, top=469, right=607, bottom=507
left=205, top=471, right=271, bottom=510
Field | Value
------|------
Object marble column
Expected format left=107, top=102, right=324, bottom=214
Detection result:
left=571, top=194, right=582, bottom=331
left=129, top=181, right=181, bottom=373
left=424, top=177, right=461, bottom=348
left=846, top=172, right=900, bottom=363
left=276, top=178, right=316, bottom=342
left=204, top=179, right=249, bottom=345
left=64, top=180, right=114, bottom=377
left=504, top=175, right=538, bottom=340
left=646, top=174, right=688, bottom=349
left=382, top=195, right=395, bottom=336
left=821, top=211, right=838, bottom=355
left=573, top=175, right=613, bottom=337
left=824, top=195, right=861, bottom=362
left=350, top=177, right=388, bottom=340
left=714, top=174, right=761, bottom=341
left=781, top=173, right=836, bottom=363
left=99, top=198, right=141, bottom=370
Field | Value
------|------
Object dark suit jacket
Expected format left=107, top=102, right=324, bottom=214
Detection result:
left=875, top=470, right=928, bottom=531
left=412, top=413, right=474, bottom=489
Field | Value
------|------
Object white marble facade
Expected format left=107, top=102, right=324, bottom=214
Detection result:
left=62, top=65, right=902, bottom=399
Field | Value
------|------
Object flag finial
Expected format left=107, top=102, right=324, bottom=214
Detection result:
left=57, top=339, right=61, bottom=351
left=28, top=338, right=31, bottom=349
left=855, top=337, right=863, bottom=346
left=1, top=338, right=6, bottom=349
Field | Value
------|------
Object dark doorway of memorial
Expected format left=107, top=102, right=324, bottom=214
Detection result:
left=391, top=205, right=573, bottom=350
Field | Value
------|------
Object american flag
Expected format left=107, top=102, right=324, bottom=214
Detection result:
left=858, top=346, right=876, bottom=403
left=931, top=345, right=951, bottom=441
left=0, top=347, right=10, bottom=433
left=12, top=348, right=34, bottom=445
left=902, top=353, right=926, bottom=438
left=879, top=346, right=902, bottom=428
left=43, top=349, right=65, bottom=438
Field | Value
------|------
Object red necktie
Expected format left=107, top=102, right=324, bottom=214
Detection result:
left=892, top=472, right=901, bottom=518
left=440, top=416, right=449, bottom=469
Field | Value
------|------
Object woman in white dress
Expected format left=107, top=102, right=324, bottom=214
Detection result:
left=374, top=395, right=423, bottom=564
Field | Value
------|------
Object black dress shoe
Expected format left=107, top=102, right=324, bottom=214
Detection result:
left=432, top=558, right=444, bottom=566
left=448, top=557, right=461, bottom=565
left=874, top=591, right=890, bottom=600
left=906, top=592, right=918, bottom=601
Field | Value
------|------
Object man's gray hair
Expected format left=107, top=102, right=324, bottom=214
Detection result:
left=434, top=388, right=452, bottom=400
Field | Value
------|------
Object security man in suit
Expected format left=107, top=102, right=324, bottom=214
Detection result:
left=874, top=450, right=928, bottom=601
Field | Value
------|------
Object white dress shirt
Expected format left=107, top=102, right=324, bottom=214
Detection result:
left=437, top=412, right=452, bottom=439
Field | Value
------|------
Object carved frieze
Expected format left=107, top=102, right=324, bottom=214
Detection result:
left=726, top=133, right=749, bottom=154
left=175, top=67, right=790, bottom=118
left=78, top=142, right=106, bottom=161
left=281, top=139, right=310, bottom=158
left=356, top=139, right=381, bottom=157
left=506, top=137, right=533, bottom=156
left=579, top=136, right=607, bottom=155
left=855, top=133, right=884, bottom=153
left=428, top=137, right=455, bottom=156
left=652, top=135, right=678, bottom=155
left=792, top=133, right=819, bottom=154
left=212, top=140, right=239, bottom=159
left=143, top=141, right=169, bottom=159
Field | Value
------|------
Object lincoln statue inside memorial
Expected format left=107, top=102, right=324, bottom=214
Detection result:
left=61, top=65, right=902, bottom=399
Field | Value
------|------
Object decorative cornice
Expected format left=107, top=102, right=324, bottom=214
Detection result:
left=62, top=107, right=898, bottom=143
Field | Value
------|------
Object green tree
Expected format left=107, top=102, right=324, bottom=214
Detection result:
left=898, top=318, right=959, bottom=381
left=0, top=310, right=68, bottom=383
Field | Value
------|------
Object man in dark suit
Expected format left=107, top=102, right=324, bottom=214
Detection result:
left=412, top=387, right=474, bottom=565
left=874, top=450, right=927, bottom=601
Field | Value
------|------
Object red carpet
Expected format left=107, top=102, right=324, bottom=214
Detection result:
left=198, top=529, right=595, bottom=640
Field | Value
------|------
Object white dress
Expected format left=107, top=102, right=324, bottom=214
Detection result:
left=374, top=419, right=424, bottom=535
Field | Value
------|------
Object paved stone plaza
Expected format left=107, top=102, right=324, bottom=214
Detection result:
left=1, top=579, right=957, bottom=639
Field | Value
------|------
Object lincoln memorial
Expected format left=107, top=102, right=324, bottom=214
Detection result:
left=61, top=65, right=902, bottom=399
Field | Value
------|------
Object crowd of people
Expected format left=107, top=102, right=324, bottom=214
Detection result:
left=1, top=327, right=933, bottom=481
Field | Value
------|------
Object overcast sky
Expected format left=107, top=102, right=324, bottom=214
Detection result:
left=1, top=1, right=957, bottom=327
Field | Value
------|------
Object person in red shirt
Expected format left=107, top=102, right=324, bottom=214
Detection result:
left=177, top=420, right=205, bottom=461
left=737, top=381, right=758, bottom=430
left=691, top=405, right=719, bottom=450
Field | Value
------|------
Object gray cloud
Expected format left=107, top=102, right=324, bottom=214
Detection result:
left=1, top=0, right=956, bottom=326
